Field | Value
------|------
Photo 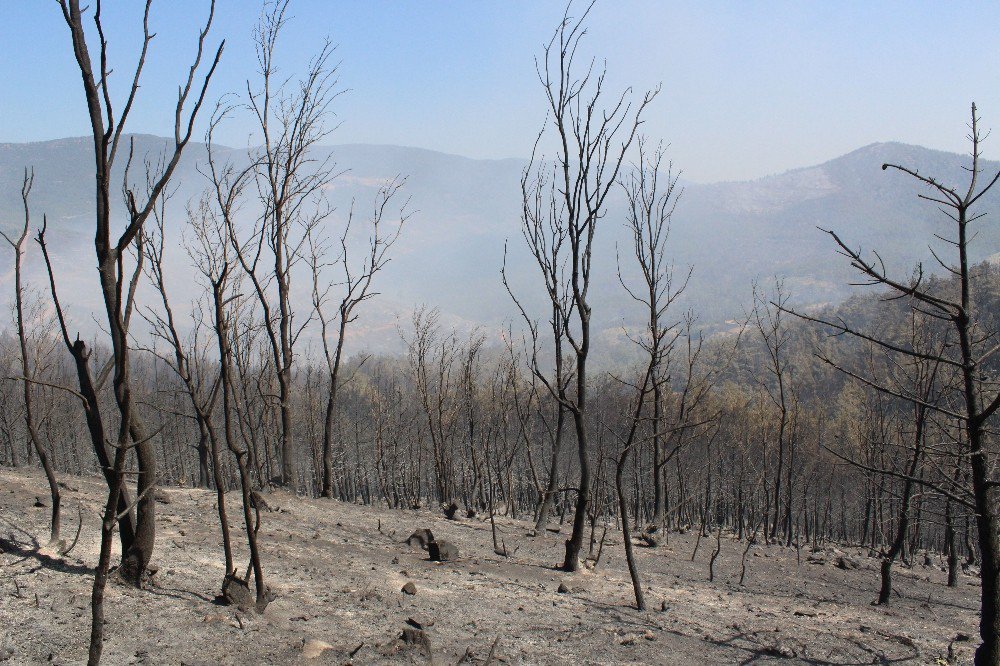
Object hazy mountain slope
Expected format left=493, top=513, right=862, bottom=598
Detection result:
left=1, top=137, right=997, bottom=355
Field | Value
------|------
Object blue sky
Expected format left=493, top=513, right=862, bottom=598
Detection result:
left=3, top=1, right=1000, bottom=182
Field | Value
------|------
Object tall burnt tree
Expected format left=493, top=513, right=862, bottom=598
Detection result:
left=227, top=0, right=342, bottom=489
left=752, top=280, right=797, bottom=545
left=202, top=108, right=271, bottom=607
left=789, top=104, right=1000, bottom=665
left=140, top=181, right=235, bottom=580
left=874, top=317, right=949, bottom=604
left=619, top=139, right=687, bottom=532
left=308, top=179, right=408, bottom=499
left=2, top=170, right=61, bottom=546
left=53, top=2, right=222, bottom=662
left=56, top=0, right=222, bottom=589
left=510, top=0, right=655, bottom=572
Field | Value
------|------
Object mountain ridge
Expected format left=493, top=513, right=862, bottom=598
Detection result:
left=2, top=136, right=998, bottom=356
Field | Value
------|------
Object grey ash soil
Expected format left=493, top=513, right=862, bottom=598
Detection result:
left=0, top=467, right=979, bottom=664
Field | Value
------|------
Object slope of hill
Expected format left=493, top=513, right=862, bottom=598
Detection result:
left=0, top=466, right=979, bottom=664
left=1, top=137, right=997, bottom=355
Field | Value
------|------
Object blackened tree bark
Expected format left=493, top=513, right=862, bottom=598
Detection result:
left=877, top=318, right=946, bottom=604
left=56, top=0, right=222, bottom=589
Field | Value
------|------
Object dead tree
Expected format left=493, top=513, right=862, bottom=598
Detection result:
left=2, top=169, right=61, bottom=546
left=610, top=360, right=657, bottom=610
left=227, top=0, right=342, bottom=489
left=753, top=280, right=796, bottom=544
left=605, top=138, right=687, bottom=610
left=507, top=0, right=656, bottom=572
left=406, top=307, right=461, bottom=506
left=503, top=161, right=571, bottom=532
left=37, top=224, right=142, bottom=566
left=787, top=104, right=1000, bottom=665
left=213, top=263, right=270, bottom=611
left=56, top=0, right=223, bottom=593
left=619, top=139, right=687, bottom=531
left=869, top=316, right=950, bottom=604
left=201, top=111, right=271, bottom=605
left=140, top=183, right=235, bottom=578
left=308, top=180, right=408, bottom=498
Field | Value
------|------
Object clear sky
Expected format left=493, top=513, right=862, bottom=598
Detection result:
left=3, top=1, right=1000, bottom=183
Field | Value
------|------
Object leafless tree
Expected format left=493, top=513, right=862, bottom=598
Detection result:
left=53, top=1, right=222, bottom=661
left=600, top=138, right=687, bottom=610
left=619, top=139, right=687, bottom=531
left=226, top=0, right=342, bottom=489
left=406, top=307, right=461, bottom=506
left=875, top=316, right=949, bottom=604
left=753, top=280, right=797, bottom=545
left=2, top=169, right=61, bottom=546
left=308, top=180, right=409, bottom=498
left=507, top=0, right=656, bottom=572
left=786, top=104, right=1000, bottom=664
left=139, top=182, right=236, bottom=579
left=201, top=110, right=272, bottom=608
left=56, top=0, right=222, bottom=594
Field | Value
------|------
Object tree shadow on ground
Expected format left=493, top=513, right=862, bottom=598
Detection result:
left=0, top=518, right=92, bottom=576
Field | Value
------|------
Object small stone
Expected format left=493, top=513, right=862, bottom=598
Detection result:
left=406, top=616, right=434, bottom=629
left=401, top=582, right=417, bottom=595
left=33, top=497, right=48, bottom=508
left=406, top=529, right=435, bottom=551
left=0, top=645, right=13, bottom=662
left=643, top=630, right=656, bottom=641
left=401, top=627, right=431, bottom=654
left=222, top=574, right=256, bottom=612
left=444, top=503, right=460, bottom=520
left=429, top=540, right=458, bottom=562
left=557, top=582, right=570, bottom=594
left=302, top=639, right=333, bottom=660
left=764, top=642, right=796, bottom=658
left=835, top=555, right=861, bottom=570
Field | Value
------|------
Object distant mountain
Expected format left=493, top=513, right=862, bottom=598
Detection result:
left=1, top=137, right=998, bottom=357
